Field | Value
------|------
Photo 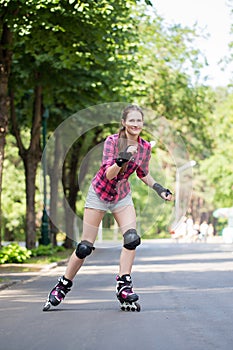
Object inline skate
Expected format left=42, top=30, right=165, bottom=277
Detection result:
left=43, top=276, right=73, bottom=311
left=116, top=274, right=140, bottom=312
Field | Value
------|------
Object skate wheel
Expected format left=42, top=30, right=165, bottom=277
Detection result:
left=43, top=301, right=51, bottom=311
left=135, top=302, right=141, bottom=312
left=126, top=306, right=131, bottom=311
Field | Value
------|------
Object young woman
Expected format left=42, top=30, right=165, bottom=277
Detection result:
left=43, top=104, right=172, bottom=311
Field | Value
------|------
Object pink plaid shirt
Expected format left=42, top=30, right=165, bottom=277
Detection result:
left=92, top=133, right=151, bottom=203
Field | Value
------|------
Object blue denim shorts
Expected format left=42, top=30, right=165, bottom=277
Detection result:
left=85, top=184, right=134, bottom=212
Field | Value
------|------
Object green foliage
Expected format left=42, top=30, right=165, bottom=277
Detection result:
left=199, top=89, right=233, bottom=208
left=136, top=10, right=215, bottom=158
left=31, top=244, right=65, bottom=257
left=2, top=134, right=26, bottom=239
left=2, top=0, right=152, bottom=248
left=1, top=0, right=232, bottom=243
left=7, top=0, right=147, bottom=130
left=0, top=243, right=32, bottom=264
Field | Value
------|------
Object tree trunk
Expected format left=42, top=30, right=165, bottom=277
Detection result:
left=62, top=131, right=103, bottom=248
left=23, top=153, right=38, bottom=248
left=11, top=84, right=42, bottom=249
left=0, top=23, right=12, bottom=246
left=62, top=148, right=78, bottom=249
left=0, top=72, right=8, bottom=247
left=48, top=130, right=63, bottom=246
left=63, top=198, right=76, bottom=249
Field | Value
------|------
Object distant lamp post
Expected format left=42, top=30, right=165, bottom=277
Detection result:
left=40, top=108, right=50, bottom=245
left=175, top=160, right=196, bottom=225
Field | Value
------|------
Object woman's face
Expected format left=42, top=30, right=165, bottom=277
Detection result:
left=122, top=110, right=143, bottom=138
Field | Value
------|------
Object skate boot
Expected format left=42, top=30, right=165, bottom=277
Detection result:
left=43, top=276, right=73, bottom=311
left=116, top=274, right=140, bottom=312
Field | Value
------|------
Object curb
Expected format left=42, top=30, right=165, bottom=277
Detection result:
left=0, top=259, right=68, bottom=291
left=0, top=280, right=19, bottom=290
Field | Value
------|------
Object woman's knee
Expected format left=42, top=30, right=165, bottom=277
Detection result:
left=123, top=229, right=141, bottom=250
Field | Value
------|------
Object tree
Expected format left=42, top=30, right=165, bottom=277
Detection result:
left=132, top=8, right=224, bottom=228
left=136, top=10, right=215, bottom=158
left=61, top=127, right=104, bottom=248
left=2, top=134, right=26, bottom=241
left=199, top=89, right=233, bottom=208
left=0, top=8, right=13, bottom=245
left=2, top=0, right=151, bottom=248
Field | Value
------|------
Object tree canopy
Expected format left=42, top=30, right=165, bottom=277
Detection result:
left=0, top=0, right=232, bottom=247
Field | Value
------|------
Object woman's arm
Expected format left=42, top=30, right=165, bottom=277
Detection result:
left=106, top=145, right=137, bottom=180
left=140, top=173, right=155, bottom=188
left=106, top=163, right=121, bottom=180
left=140, top=173, right=173, bottom=201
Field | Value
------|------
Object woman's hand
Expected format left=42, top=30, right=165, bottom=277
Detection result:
left=153, top=183, right=173, bottom=201
left=160, top=189, right=173, bottom=201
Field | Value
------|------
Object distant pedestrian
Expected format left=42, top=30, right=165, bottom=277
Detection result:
left=199, top=221, right=209, bottom=242
left=207, top=223, right=214, bottom=240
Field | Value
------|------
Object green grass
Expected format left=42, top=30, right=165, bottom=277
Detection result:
left=0, top=241, right=74, bottom=265
left=28, top=248, right=73, bottom=264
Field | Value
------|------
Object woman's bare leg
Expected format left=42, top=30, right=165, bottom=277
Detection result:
left=64, top=208, right=105, bottom=280
left=113, top=205, right=137, bottom=276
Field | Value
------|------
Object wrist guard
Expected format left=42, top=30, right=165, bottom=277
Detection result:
left=115, top=148, right=132, bottom=167
left=153, top=183, right=172, bottom=200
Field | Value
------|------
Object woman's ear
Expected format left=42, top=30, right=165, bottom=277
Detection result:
left=121, top=119, right=126, bottom=127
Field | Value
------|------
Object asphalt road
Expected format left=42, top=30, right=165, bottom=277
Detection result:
left=0, top=240, right=233, bottom=350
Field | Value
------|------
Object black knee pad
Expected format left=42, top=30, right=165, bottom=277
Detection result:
left=75, top=240, right=95, bottom=259
left=123, top=229, right=141, bottom=250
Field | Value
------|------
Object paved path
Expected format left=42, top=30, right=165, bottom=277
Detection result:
left=0, top=241, right=233, bottom=350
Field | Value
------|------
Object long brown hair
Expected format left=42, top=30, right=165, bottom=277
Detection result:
left=117, top=105, right=144, bottom=173
left=118, top=104, right=144, bottom=153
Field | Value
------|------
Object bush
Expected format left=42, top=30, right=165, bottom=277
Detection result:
left=31, top=244, right=65, bottom=257
left=0, top=243, right=32, bottom=264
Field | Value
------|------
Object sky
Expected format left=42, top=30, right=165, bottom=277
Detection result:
left=151, top=0, right=233, bottom=87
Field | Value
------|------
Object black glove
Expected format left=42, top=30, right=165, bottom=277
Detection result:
left=115, top=149, right=132, bottom=167
left=153, top=183, right=172, bottom=200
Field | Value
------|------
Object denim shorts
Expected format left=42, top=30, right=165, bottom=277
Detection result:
left=85, top=184, right=134, bottom=212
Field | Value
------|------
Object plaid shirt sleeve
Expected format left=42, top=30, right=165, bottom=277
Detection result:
left=136, top=140, right=151, bottom=178
left=101, top=134, right=118, bottom=169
